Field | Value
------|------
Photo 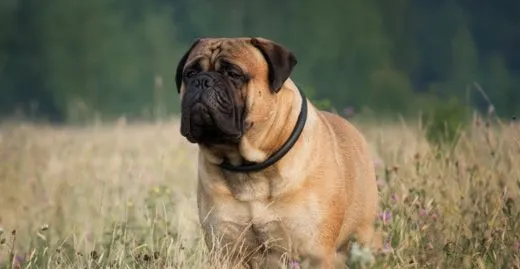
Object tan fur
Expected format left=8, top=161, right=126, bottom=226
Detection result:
left=178, top=37, right=381, bottom=269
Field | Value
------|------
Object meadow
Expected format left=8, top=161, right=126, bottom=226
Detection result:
left=0, top=114, right=519, bottom=269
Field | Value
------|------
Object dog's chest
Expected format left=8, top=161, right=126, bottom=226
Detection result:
left=214, top=198, right=320, bottom=253
left=248, top=201, right=288, bottom=243
left=200, top=169, right=322, bottom=254
left=213, top=173, right=321, bottom=251
left=222, top=170, right=292, bottom=201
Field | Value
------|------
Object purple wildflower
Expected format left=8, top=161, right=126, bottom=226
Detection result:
left=343, top=106, right=355, bottom=118
left=391, top=194, right=398, bottom=204
left=289, top=260, right=301, bottom=269
left=419, top=208, right=428, bottom=217
left=380, top=210, right=392, bottom=224
left=431, top=213, right=438, bottom=221
left=373, top=158, right=383, bottom=168
left=515, top=241, right=520, bottom=251
left=382, top=242, right=393, bottom=254
left=382, top=235, right=393, bottom=254
left=12, top=254, right=25, bottom=269
left=15, top=255, right=25, bottom=264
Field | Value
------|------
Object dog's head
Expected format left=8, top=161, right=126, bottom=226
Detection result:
left=175, top=37, right=297, bottom=146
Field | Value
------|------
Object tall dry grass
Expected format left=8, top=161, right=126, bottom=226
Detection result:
left=0, top=115, right=519, bottom=269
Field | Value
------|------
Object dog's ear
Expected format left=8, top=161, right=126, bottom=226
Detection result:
left=176, top=39, right=201, bottom=93
left=250, top=37, right=297, bottom=93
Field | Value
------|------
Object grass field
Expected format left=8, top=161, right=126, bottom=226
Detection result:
left=0, top=115, right=519, bottom=269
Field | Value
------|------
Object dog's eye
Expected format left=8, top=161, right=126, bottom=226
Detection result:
left=227, top=69, right=242, bottom=79
left=185, top=70, right=197, bottom=78
left=219, top=61, right=243, bottom=79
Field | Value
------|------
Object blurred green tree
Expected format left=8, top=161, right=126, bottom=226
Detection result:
left=0, top=0, right=518, bottom=122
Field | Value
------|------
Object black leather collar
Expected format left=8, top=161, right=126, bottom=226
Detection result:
left=218, top=87, right=308, bottom=173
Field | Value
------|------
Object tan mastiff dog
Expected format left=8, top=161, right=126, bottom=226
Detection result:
left=175, top=37, right=380, bottom=269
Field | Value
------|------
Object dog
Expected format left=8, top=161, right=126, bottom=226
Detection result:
left=175, top=37, right=381, bottom=269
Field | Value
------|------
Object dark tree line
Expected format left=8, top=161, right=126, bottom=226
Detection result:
left=0, top=0, right=518, bottom=123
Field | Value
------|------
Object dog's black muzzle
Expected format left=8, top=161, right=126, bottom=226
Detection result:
left=180, top=72, right=243, bottom=145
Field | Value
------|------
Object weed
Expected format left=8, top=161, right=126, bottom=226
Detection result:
left=0, top=116, right=519, bottom=268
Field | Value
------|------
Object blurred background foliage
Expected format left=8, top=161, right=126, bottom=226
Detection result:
left=0, top=0, right=519, bottom=125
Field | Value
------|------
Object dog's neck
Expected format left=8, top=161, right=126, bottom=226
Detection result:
left=239, top=80, right=302, bottom=163
left=199, top=79, right=306, bottom=169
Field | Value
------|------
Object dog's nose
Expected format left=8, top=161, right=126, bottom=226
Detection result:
left=190, top=74, right=215, bottom=90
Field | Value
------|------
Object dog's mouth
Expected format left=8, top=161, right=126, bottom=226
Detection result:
left=180, top=73, right=245, bottom=145
left=182, top=101, right=243, bottom=145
